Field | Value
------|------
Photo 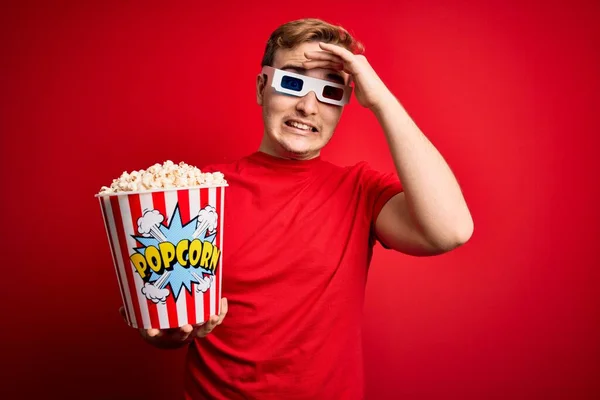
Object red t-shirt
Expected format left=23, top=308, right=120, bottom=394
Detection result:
left=184, top=152, right=402, bottom=400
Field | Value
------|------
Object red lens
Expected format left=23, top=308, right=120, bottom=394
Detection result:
left=322, top=85, right=344, bottom=101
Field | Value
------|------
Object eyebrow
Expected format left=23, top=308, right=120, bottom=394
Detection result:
left=280, top=65, right=346, bottom=85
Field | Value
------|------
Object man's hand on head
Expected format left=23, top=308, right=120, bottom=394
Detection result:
left=302, top=42, right=394, bottom=112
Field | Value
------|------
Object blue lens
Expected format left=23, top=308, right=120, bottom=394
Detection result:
left=281, top=75, right=304, bottom=92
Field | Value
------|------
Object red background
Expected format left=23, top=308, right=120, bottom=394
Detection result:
left=1, top=0, right=599, bottom=399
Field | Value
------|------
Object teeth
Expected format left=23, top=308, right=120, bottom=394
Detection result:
left=289, top=121, right=312, bottom=131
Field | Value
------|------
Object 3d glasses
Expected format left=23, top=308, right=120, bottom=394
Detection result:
left=261, top=66, right=352, bottom=106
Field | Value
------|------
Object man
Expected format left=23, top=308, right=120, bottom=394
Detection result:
left=124, top=18, right=473, bottom=399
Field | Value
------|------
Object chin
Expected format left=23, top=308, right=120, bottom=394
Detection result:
left=279, top=140, right=319, bottom=159
left=284, top=135, right=317, bottom=149
left=262, top=128, right=325, bottom=159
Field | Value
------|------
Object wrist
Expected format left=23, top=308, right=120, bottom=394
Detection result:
left=142, top=329, right=193, bottom=350
left=369, top=91, right=398, bottom=115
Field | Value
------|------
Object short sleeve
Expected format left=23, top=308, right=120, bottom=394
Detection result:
left=357, top=162, right=403, bottom=247
left=358, top=162, right=403, bottom=221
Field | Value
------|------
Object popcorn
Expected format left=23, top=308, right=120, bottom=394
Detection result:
left=98, top=161, right=226, bottom=195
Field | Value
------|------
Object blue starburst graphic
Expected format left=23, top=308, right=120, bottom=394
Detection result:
left=132, top=205, right=217, bottom=301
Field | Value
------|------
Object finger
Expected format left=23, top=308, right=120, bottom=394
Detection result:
left=304, top=51, right=344, bottom=63
left=196, top=315, right=220, bottom=338
left=216, top=298, right=228, bottom=325
left=145, top=328, right=161, bottom=338
left=318, top=41, right=356, bottom=61
left=302, top=60, right=344, bottom=71
left=177, top=324, right=194, bottom=341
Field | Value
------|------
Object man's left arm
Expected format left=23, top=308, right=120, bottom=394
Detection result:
left=306, top=43, right=474, bottom=256
left=371, top=97, right=473, bottom=256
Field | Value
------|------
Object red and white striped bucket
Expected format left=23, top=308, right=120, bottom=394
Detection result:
left=97, top=185, right=226, bottom=329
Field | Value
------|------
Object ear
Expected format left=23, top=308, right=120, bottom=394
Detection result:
left=256, top=73, right=267, bottom=106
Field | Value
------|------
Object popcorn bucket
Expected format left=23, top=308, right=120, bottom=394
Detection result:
left=97, top=185, right=226, bottom=329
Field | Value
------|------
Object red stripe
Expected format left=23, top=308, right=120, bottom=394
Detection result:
left=201, top=188, right=211, bottom=321
left=110, top=195, right=143, bottom=328
left=178, top=189, right=190, bottom=226
left=178, top=190, right=196, bottom=325
left=150, top=193, right=166, bottom=227
left=129, top=194, right=160, bottom=329
left=100, top=199, right=132, bottom=322
left=150, top=192, right=179, bottom=328
left=215, top=187, right=222, bottom=315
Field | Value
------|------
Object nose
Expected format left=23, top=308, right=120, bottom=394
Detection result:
left=295, top=90, right=319, bottom=115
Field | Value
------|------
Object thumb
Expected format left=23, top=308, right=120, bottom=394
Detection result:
left=118, top=306, right=128, bottom=324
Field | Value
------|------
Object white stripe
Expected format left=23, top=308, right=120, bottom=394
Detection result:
left=139, top=193, right=170, bottom=329
left=188, top=188, right=205, bottom=324
left=165, top=190, right=188, bottom=327
left=176, top=293, right=189, bottom=326
left=102, top=197, right=137, bottom=327
left=118, top=195, right=151, bottom=329
left=219, top=186, right=225, bottom=314
left=208, top=187, right=217, bottom=316
left=164, top=191, right=178, bottom=226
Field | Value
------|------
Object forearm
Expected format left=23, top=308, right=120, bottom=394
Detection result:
left=143, top=335, right=191, bottom=350
left=372, top=94, right=473, bottom=249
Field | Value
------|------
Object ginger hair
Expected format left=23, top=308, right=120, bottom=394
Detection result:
left=261, top=18, right=364, bottom=67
